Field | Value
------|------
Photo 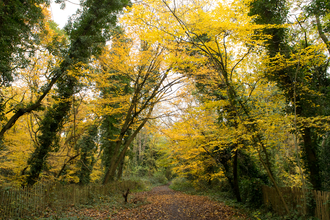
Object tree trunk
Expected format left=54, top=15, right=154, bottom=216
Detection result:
left=103, top=107, right=154, bottom=184
left=233, top=149, right=242, bottom=202
left=316, top=15, right=330, bottom=55
left=25, top=80, right=74, bottom=186
left=219, top=150, right=236, bottom=198
left=138, top=133, right=142, bottom=162
left=24, top=0, right=128, bottom=186
left=0, top=72, right=62, bottom=140
left=302, top=127, right=322, bottom=190
left=117, top=157, right=125, bottom=179
left=227, top=85, right=289, bottom=213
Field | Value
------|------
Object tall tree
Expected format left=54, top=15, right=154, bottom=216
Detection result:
left=126, top=0, right=292, bottom=212
left=98, top=34, right=133, bottom=180
left=25, top=0, right=129, bottom=186
left=95, top=34, right=183, bottom=184
left=249, top=0, right=330, bottom=190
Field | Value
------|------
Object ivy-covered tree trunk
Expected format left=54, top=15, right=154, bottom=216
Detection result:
left=77, top=125, right=98, bottom=185
left=100, top=115, right=122, bottom=175
left=99, top=67, right=132, bottom=181
left=26, top=70, right=74, bottom=186
left=24, top=0, right=129, bottom=187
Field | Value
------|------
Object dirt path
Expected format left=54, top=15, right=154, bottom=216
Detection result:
left=112, top=185, right=244, bottom=220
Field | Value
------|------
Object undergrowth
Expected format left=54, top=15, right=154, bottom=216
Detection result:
left=34, top=175, right=167, bottom=219
left=170, top=177, right=321, bottom=220
left=169, top=177, right=285, bottom=220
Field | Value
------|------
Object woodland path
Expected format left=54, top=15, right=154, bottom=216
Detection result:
left=111, top=185, right=245, bottom=220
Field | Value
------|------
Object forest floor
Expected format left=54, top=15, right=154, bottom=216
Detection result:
left=111, top=184, right=248, bottom=220
left=62, top=184, right=249, bottom=219
left=58, top=185, right=249, bottom=220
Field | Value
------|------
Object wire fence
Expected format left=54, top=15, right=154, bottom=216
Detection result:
left=0, top=180, right=141, bottom=219
left=262, top=185, right=330, bottom=220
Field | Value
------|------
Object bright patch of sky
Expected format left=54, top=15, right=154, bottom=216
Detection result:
left=50, top=0, right=81, bottom=28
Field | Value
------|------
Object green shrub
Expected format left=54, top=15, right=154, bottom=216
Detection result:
left=240, top=178, right=264, bottom=208
left=136, top=166, right=149, bottom=177
left=170, top=177, right=195, bottom=191
left=149, top=171, right=168, bottom=185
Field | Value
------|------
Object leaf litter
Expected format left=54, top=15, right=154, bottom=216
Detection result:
left=112, top=185, right=247, bottom=219
left=56, top=185, right=247, bottom=219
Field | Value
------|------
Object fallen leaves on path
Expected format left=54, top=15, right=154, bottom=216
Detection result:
left=112, top=185, right=245, bottom=219
left=59, top=185, right=247, bottom=219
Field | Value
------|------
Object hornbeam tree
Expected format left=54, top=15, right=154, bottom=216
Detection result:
left=92, top=33, right=184, bottom=184
left=125, top=0, right=293, bottom=212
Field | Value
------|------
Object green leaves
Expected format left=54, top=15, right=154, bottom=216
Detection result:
left=0, top=0, right=49, bottom=86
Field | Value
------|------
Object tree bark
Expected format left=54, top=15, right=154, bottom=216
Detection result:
left=0, top=72, right=62, bottom=140
left=138, top=133, right=142, bottom=161
left=302, top=127, right=322, bottom=190
left=117, top=157, right=124, bottom=179
left=103, top=106, right=154, bottom=184
left=316, top=15, right=330, bottom=55
left=233, top=149, right=242, bottom=202
left=102, top=66, right=169, bottom=184
left=57, top=154, right=80, bottom=178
